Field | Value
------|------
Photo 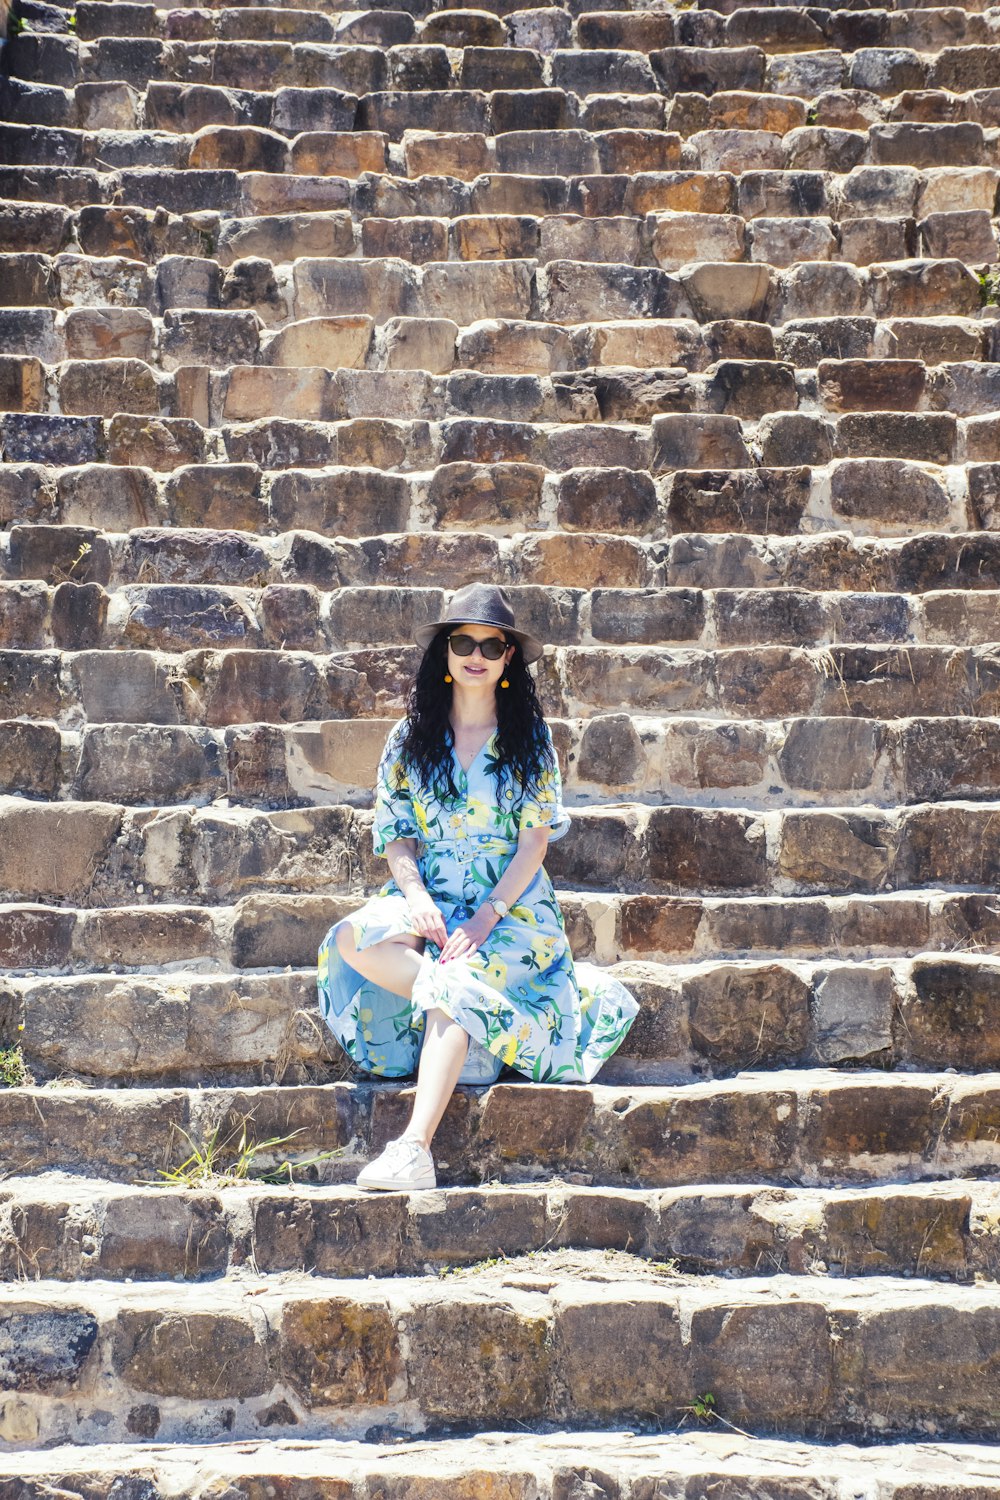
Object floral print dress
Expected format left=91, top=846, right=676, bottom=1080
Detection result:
left=317, top=718, right=639, bottom=1083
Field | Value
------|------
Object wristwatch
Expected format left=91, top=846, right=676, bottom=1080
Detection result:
left=487, top=897, right=509, bottom=920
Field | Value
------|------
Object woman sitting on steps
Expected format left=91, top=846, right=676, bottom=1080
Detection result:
left=317, top=582, right=640, bottom=1191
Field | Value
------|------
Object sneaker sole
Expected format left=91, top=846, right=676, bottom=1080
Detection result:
left=356, top=1174, right=437, bottom=1191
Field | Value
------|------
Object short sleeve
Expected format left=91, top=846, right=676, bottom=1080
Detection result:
left=372, top=719, right=420, bottom=857
left=517, top=724, right=570, bottom=843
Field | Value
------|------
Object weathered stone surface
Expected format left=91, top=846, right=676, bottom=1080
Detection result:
left=0, top=1309, right=98, bottom=1393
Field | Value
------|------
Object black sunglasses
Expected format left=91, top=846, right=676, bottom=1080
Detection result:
left=448, top=633, right=509, bottom=660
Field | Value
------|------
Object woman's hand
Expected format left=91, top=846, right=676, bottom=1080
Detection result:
left=438, top=907, right=496, bottom=965
left=406, top=891, right=448, bottom=948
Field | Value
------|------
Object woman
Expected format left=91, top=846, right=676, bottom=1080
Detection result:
left=317, top=583, right=639, bottom=1191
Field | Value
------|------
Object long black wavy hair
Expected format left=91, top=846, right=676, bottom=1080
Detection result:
left=395, top=627, right=553, bottom=803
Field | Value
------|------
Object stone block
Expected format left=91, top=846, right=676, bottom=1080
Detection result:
left=772, top=262, right=865, bottom=321
left=748, top=217, right=837, bottom=266
left=629, top=172, right=735, bottom=217
left=850, top=47, right=925, bottom=95
left=114, top=1309, right=271, bottom=1399
left=556, top=1290, right=685, bottom=1419
left=0, top=722, right=61, bottom=798
left=426, top=462, right=544, bottom=530
left=737, top=170, right=829, bottom=221
left=918, top=167, right=999, bottom=216
left=264, top=316, right=373, bottom=370
left=222, top=367, right=334, bottom=424
left=679, top=262, right=771, bottom=322
left=840, top=166, right=921, bottom=221
left=105, top=414, right=207, bottom=469
left=406, top=1298, right=551, bottom=1422
left=538, top=216, right=641, bottom=267
left=839, top=411, right=957, bottom=464
left=582, top=319, right=703, bottom=372
left=595, top=129, right=678, bottom=175
left=811, top=965, right=895, bottom=1065
left=490, top=89, right=577, bottom=137
left=651, top=47, right=765, bottom=97
left=378, top=316, right=457, bottom=374
left=451, top=216, right=538, bottom=263
left=462, top=47, right=544, bottom=92
left=218, top=212, right=355, bottom=266
left=920, top=209, right=997, bottom=262
left=552, top=48, right=657, bottom=97
left=0, top=1308, right=99, bottom=1393
left=272, top=87, right=357, bottom=137
left=768, top=50, right=845, bottom=97
left=689, top=130, right=786, bottom=175
left=0, top=800, right=121, bottom=901
left=666, top=467, right=809, bottom=534
left=63, top=307, right=153, bottom=362
left=402, top=131, right=489, bottom=182
left=293, top=259, right=416, bottom=325
left=652, top=413, right=750, bottom=472
left=647, top=807, right=765, bottom=892
left=838, top=218, right=913, bottom=268
left=780, top=813, right=893, bottom=893
left=455, top=319, right=569, bottom=376
left=556, top=469, right=658, bottom=534
left=649, top=213, right=744, bottom=270
left=903, top=959, right=1000, bottom=1070
left=420, top=261, right=533, bottom=325
left=707, top=360, right=796, bottom=419
left=189, top=125, right=288, bottom=173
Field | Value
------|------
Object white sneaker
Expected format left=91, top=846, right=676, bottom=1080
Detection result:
left=356, top=1136, right=437, bottom=1191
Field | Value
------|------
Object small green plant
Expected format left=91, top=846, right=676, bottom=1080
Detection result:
left=0, top=1044, right=29, bottom=1088
left=979, top=269, right=1000, bottom=307
left=67, top=9, right=76, bottom=28
left=678, top=1391, right=752, bottom=1438
left=689, top=1392, right=717, bottom=1422
left=149, top=1114, right=341, bottom=1188
left=805, top=105, right=818, bottom=126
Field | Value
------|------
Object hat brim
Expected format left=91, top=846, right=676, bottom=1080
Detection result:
left=414, top=616, right=544, bottom=664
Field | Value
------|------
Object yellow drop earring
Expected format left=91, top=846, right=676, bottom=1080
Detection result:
left=500, top=677, right=510, bottom=688
left=444, top=673, right=452, bottom=683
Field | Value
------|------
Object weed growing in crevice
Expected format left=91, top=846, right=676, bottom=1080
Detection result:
left=147, top=1114, right=341, bottom=1188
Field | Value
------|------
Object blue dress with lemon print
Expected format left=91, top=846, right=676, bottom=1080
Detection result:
left=317, top=718, right=639, bottom=1083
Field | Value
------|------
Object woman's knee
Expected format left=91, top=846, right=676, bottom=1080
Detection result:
left=335, top=926, right=424, bottom=961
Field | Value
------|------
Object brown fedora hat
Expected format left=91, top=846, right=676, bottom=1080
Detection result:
left=413, top=583, right=544, bottom=664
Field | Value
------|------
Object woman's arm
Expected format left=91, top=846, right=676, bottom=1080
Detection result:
left=385, top=837, right=448, bottom=947
left=438, top=826, right=550, bottom=964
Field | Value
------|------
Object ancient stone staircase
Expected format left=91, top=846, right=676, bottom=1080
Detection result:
left=4, top=0, right=1000, bottom=1491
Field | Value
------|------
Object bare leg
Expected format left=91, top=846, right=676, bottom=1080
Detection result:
left=337, top=926, right=470, bottom=1152
left=335, top=924, right=424, bottom=999
left=402, top=1006, right=469, bottom=1150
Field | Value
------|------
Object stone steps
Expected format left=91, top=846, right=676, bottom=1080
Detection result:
left=5, top=577, right=1000, bottom=653
left=9, top=1265, right=1000, bottom=1442
left=2, top=248, right=989, bottom=329
left=5, top=638, right=1000, bottom=724
left=6, top=116, right=1000, bottom=188
left=7, top=709, right=1000, bottom=810
left=5, top=0, right=1000, bottom=1474
left=4, top=409, right=999, bottom=474
left=3, top=889, right=994, bottom=973
left=12, top=29, right=1000, bottom=98
left=2, top=1173, right=996, bottom=1282
left=3, top=162, right=999, bottom=228
left=13, top=71, right=1000, bottom=143
left=5, top=953, right=1000, bottom=1085
left=2, top=459, right=994, bottom=537
left=1, top=1433, right=999, bottom=1500
left=2, top=789, right=1000, bottom=900
left=3, top=1071, right=1000, bottom=1186
left=54, top=2, right=1000, bottom=53
left=4, top=307, right=999, bottom=382
left=10, top=354, right=1000, bottom=430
